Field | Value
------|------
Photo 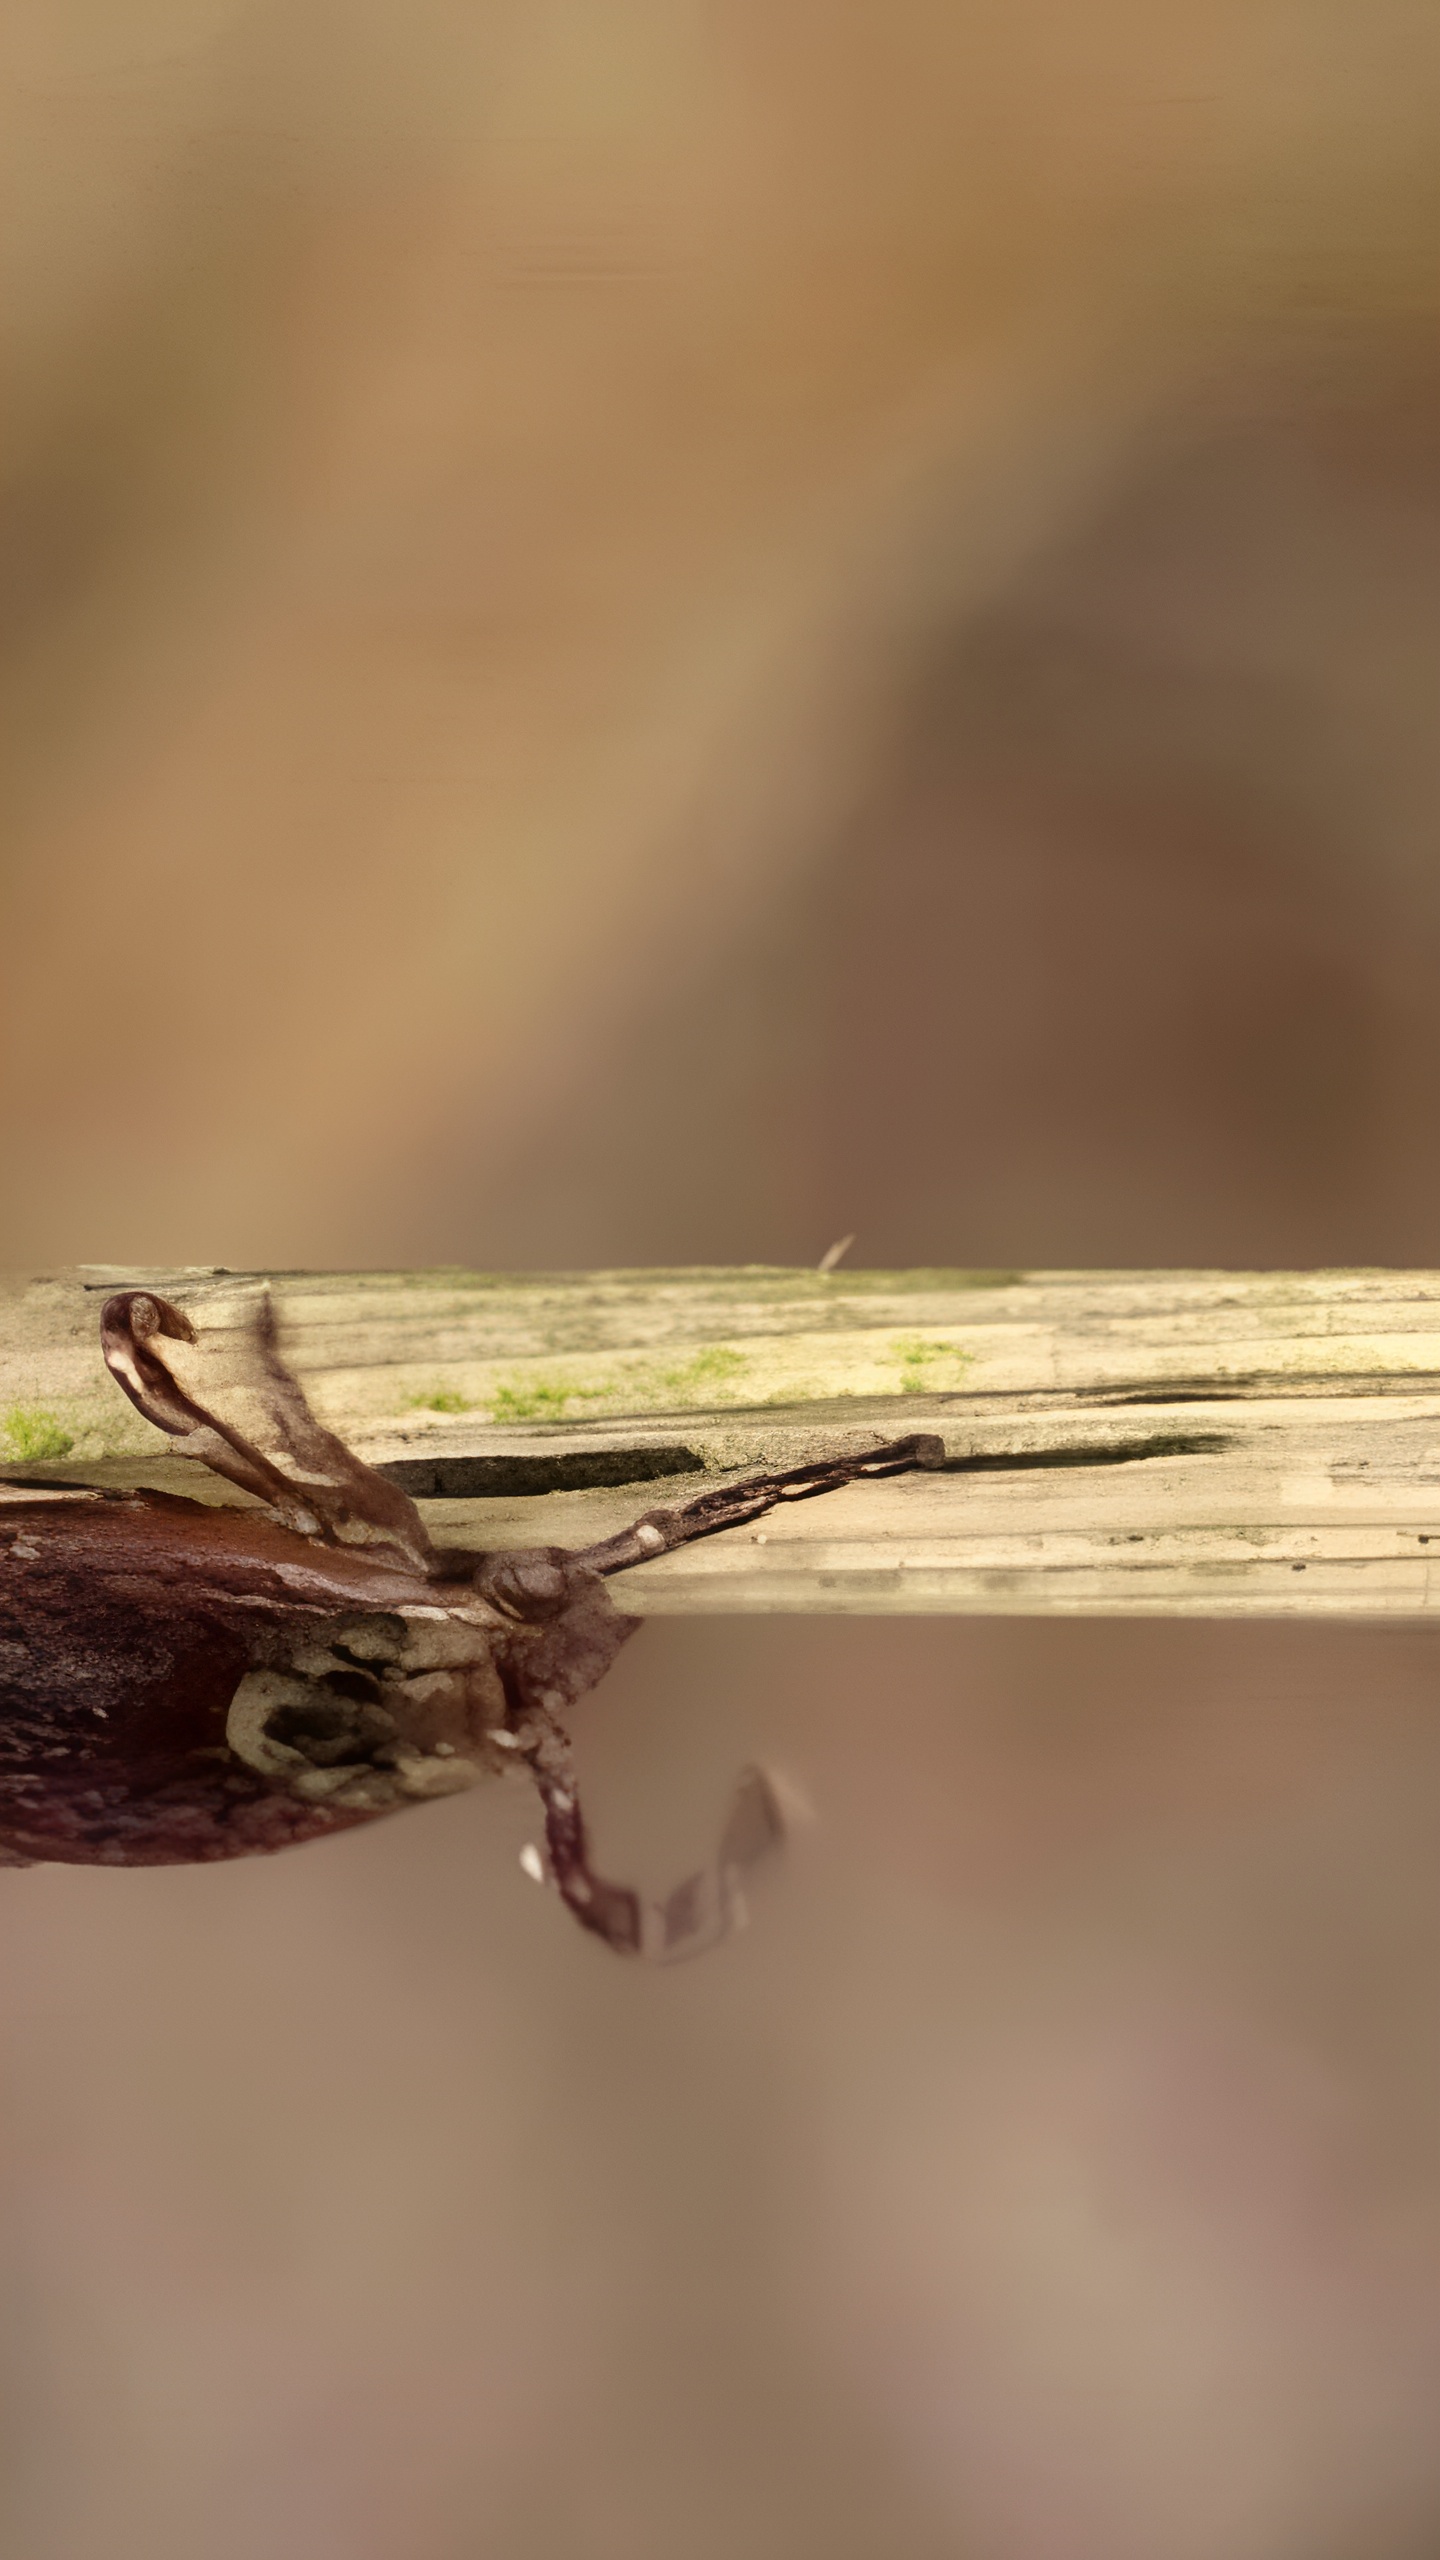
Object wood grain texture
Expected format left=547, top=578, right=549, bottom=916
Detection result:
left=7, top=1265, right=1440, bottom=1616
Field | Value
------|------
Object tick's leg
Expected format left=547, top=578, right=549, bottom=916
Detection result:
left=100, top=1289, right=437, bottom=1575
left=574, top=1432, right=945, bottom=1578
left=513, top=1700, right=786, bottom=1962
left=514, top=1705, right=643, bottom=1953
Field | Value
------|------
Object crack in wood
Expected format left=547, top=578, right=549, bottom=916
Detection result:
left=375, top=1447, right=706, bottom=1499
left=941, top=1432, right=1235, bottom=1473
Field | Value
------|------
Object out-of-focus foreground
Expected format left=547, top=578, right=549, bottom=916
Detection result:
left=4, top=2, right=1440, bottom=2553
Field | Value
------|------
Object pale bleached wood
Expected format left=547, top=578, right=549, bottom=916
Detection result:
left=6, top=1265, right=1440, bottom=1616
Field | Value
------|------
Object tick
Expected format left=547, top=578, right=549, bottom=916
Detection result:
left=0, top=1291, right=941, bottom=1958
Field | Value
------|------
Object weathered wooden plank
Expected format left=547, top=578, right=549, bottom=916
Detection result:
left=6, top=1265, right=1440, bottom=1616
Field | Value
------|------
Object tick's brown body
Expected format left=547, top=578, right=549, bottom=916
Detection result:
left=0, top=1487, right=625, bottom=1868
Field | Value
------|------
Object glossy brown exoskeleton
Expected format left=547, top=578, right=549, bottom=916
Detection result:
left=0, top=1290, right=941, bottom=1957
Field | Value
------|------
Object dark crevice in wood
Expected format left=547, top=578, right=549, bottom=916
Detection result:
left=375, top=1446, right=706, bottom=1500
left=1093, top=1387, right=1256, bottom=1404
left=1090, top=1375, right=1440, bottom=1403
left=941, top=1431, right=1234, bottom=1474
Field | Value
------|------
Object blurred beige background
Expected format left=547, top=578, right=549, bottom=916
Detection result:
left=5, top=1, right=1440, bottom=2553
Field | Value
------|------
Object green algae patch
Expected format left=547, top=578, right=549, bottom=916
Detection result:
left=656, top=1346, right=748, bottom=1394
left=491, top=1376, right=587, bottom=1422
left=894, top=1338, right=975, bottom=1393
left=459, top=1332, right=982, bottom=1427
left=2, top=1406, right=75, bottom=1463
left=487, top=1344, right=752, bottom=1424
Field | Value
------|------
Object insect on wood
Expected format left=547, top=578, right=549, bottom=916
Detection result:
left=0, top=1291, right=941, bottom=1959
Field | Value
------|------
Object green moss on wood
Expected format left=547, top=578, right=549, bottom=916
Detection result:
left=894, top=1338, right=974, bottom=1393
left=487, top=1343, right=752, bottom=1425
left=2, top=1406, right=75, bottom=1462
